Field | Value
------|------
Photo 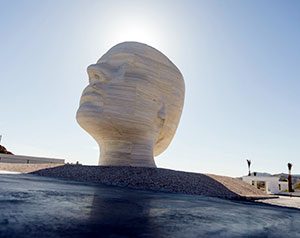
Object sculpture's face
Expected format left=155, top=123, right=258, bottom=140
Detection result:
left=77, top=51, right=161, bottom=140
left=76, top=42, right=185, bottom=156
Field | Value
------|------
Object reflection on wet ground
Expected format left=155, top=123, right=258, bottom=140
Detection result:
left=0, top=174, right=299, bottom=238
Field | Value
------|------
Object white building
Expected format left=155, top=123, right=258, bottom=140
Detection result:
left=0, top=153, right=65, bottom=164
left=242, top=175, right=288, bottom=194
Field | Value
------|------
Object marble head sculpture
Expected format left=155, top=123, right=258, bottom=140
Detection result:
left=76, top=42, right=185, bottom=167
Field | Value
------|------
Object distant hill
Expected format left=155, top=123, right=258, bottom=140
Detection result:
left=249, top=172, right=272, bottom=177
left=273, top=173, right=300, bottom=185
left=0, top=145, right=13, bottom=155
left=274, top=173, right=300, bottom=178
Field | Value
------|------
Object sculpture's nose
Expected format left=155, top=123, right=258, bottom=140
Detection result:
left=87, top=64, right=109, bottom=83
left=87, top=62, right=125, bottom=84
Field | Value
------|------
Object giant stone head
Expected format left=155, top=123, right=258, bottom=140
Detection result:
left=76, top=42, right=185, bottom=167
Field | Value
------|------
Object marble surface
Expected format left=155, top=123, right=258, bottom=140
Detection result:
left=77, top=42, right=185, bottom=167
left=1, top=174, right=300, bottom=238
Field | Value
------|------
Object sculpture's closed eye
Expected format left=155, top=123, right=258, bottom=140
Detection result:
left=90, top=72, right=107, bottom=83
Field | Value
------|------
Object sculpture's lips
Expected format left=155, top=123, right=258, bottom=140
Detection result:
left=80, top=90, right=104, bottom=108
left=78, top=102, right=103, bottom=114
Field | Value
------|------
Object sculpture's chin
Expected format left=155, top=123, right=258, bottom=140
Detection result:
left=78, top=100, right=103, bottom=112
left=76, top=112, right=103, bottom=142
left=76, top=105, right=102, bottom=128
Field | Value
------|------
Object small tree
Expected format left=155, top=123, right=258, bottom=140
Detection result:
left=295, top=182, right=300, bottom=190
left=287, top=163, right=293, bottom=192
left=288, top=163, right=292, bottom=174
left=247, top=159, right=251, bottom=176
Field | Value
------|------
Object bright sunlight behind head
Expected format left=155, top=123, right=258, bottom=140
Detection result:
left=87, top=3, right=179, bottom=64
left=104, top=15, right=166, bottom=50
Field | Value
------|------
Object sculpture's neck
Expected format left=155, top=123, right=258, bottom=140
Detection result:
left=98, top=139, right=156, bottom=167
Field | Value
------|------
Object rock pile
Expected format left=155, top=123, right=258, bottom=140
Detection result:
left=0, top=145, right=13, bottom=155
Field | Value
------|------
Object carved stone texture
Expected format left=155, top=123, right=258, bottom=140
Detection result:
left=76, top=42, right=185, bottom=167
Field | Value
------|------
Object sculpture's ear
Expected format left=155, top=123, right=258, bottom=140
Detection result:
left=157, top=103, right=166, bottom=121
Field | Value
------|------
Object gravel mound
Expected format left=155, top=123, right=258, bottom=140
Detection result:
left=31, top=165, right=272, bottom=200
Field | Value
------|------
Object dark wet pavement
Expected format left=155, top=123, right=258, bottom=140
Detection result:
left=0, top=174, right=299, bottom=238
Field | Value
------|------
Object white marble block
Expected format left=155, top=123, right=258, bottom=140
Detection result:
left=76, top=42, right=185, bottom=167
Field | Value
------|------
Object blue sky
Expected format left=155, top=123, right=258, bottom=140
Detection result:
left=0, top=0, right=299, bottom=176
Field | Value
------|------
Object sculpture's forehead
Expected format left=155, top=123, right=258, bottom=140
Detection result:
left=98, top=51, right=138, bottom=63
left=98, top=43, right=172, bottom=67
left=105, top=43, right=149, bottom=56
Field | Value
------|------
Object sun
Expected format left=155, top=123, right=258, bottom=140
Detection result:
left=106, top=17, right=165, bottom=49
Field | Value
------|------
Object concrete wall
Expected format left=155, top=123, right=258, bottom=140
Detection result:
left=0, top=153, right=65, bottom=164
left=242, top=176, right=281, bottom=194
left=242, top=176, right=289, bottom=194
left=267, top=180, right=280, bottom=194
left=0, top=163, right=64, bottom=173
left=279, top=181, right=288, bottom=192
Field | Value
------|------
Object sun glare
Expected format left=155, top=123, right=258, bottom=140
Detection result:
left=106, top=17, right=165, bottom=49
